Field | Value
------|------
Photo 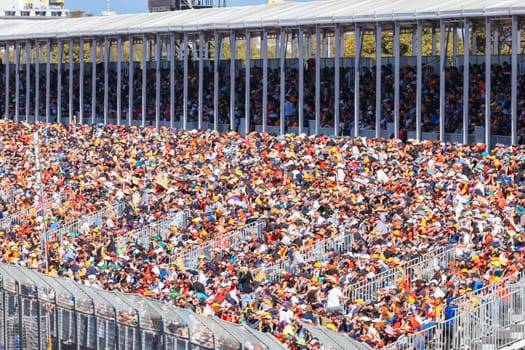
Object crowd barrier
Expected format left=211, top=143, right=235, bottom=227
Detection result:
left=0, top=263, right=286, bottom=350
left=117, top=210, right=191, bottom=251
left=382, top=280, right=525, bottom=350
left=343, top=246, right=457, bottom=306
left=48, top=202, right=126, bottom=244
left=259, top=230, right=356, bottom=282
left=177, top=220, right=266, bottom=270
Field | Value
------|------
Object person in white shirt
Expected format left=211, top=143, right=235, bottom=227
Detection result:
left=326, top=283, right=344, bottom=314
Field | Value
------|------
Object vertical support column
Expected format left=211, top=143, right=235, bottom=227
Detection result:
left=262, top=29, right=268, bottom=133
left=25, top=41, right=31, bottom=121
left=229, top=31, right=236, bottom=131
left=45, top=40, right=50, bottom=123
left=279, top=28, right=286, bottom=136
left=307, top=35, right=312, bottom=59
left=393, top=22, right=400, bottom=140
left=103, top=37, right=109, bottom=126
left=416, top=21, right=422, bottom=141
left=69, top=39, right=74, bottom=124
left=463, top=18, right=470, bottom=145
left=298, top=27, right=304, bottom=135
left=485, top=17, right=491, bottom=147
left=493, top=25, right=499, bottom=55
left=213, top=31, right=220, bottom=131
left=354, top=26, right=361, bottom=138
left=431, top=24, right=437, bottom=56
left=245, top=30, right=251, bottom=135
left=129, top=36, right=135, bottom=126
left=439, top=20, right=446, bottom=142
left=183, top=33, right=189, bottom=130
left=334, top=25, right=341, bottom=136
left=35, top=41, right=40, bottom=121
left=315, top=25, right=321, bottom=135
left=452, top=24, right=458, bottom=64
left=198, top=32, right=205, bottom=130
left=472, top=23, right=477, bottom=55
left=155, top=33, right=161, bottom=129
left=15, top=41, right=20, bottom=122
left=4, top=42, right=9, bottom=119
left=79, top=38, right=84, bottom=124
left=169, top=33, right=175, bottom=129
left=57, top=40, right=63, bottom=123
left=91, top=38, right=97, bottom=124
left=511, top=16, right=519, bottom=145
left=117, top=37, right=123, bottom=126
left=375, top=23, right=382, bottom=138
left=142, top=35, right=147, bottom=127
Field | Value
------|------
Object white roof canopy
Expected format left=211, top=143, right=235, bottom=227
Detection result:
left=0, top=0, right=524, bottom=40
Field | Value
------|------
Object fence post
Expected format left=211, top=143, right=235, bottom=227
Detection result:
left=135, top=309, right=142, bottom=350
left=114, top=308, right=119, bottom=350
left=72, top=296, right=80, bottom=350
left=16, top=281, right=23, bottom=350
left=36, top=287, right=42, bottom=350
left=55, top=294, right=61, bottom=350
left=1, top=278, right=7, bottom=349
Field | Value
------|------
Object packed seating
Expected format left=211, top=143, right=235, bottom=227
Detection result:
left=0, top=119, right=524, bottom=348
left=1, top=60, right=524, bottom=138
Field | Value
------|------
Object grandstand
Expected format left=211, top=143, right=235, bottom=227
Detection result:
left=0, top=0, right=523, bottom=349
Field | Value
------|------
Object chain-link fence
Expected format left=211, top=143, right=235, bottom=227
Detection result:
left=0, top=263, right=286, bottom=350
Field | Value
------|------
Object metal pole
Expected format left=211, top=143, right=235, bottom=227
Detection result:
left=25, top=41, right=30, bottom=121
left=169, top=32, right=175, bottom=129
left=198, top=32, right=205, bottom=130
left=279, top=28, right=286, bottom=136
left=46, top=40, right=50, bottom=123
left=91, top=38, right=97, bottom=124
left=439, top=20, right=446, bottom=142
left=262, top=29, right=268, bottom=133
left=334, top=25, right=341, bottom=136
left=4, top=42, right=9, bottom=119
left=245, top=30, right=251, bottom=135
left=142, top=35, right=147, bottom=127
left=117, top=37, right=123, bottom=126
left=35, top=41, right=40, bottom=121
left=69, top=39, right=74, bottom=124
left=354, top=26, right=361, bottom=138
left=485, top=17, right=491, bottom=147
left=394, top=22, right=400, bottom=140
left=463, top=19, right=470, bottom=145
left=183, top=33, right=189, bottom=130
left=79, top=38, right=84, bottom=124
left=315, top=26, right=321, bottom=135
left=103, top=37, right=109, bottom=126
left=136, top=310, right=142, bottom=350
left=511, top=16, right=519, bottom=145
left=230, top=31, right=236, bottom=131
left=155, top=33, right=161, bottom=129
left=36, top=287, right=42, bottom=350
left=213, top=32, right=220, bottom=132
left=114, top=309, right=119, bottom=350
left=416, top=21, right=422, bottom=141
left=16, top=282, right=23, bottom=350
left=2, top=281, right=8, bottom=349
left=34, top=130, right=48, bottom=274
left=15, top=41, right=20, bottom=122
left=375, top=23, right=381, bottom=138
left=298, top=27, right=304, bottom=135
left=129, top=36, right=135, bottom=126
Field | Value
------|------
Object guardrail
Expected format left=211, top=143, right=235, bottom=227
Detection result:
left=0, top=200, right=54, bottom=233
left=49, top=202, right=126, bottom=243
left=382, top=281, right=525, bottom=350
left=343, top=246, right=457, bottom=304
left=118, top=210, right=191, bottom=250
left=178, top=220, right=266, bottom=269
left=258, top=230, right=355, bottom=282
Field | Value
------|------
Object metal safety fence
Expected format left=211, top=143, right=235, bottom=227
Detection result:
left=343, top=246, right=457, bottom=305
left=177, top=220, right=266, bottom=270
left=0, top=201, right=54, bottom=233
left=382, top=280, right=525, bottom=350
left=0, top=263, right=287, bottom=350
left=117, top=210, right=191, bottom=250
left=49, top=202, right=126, bottom=244
left=259, top=230, right=355, bottom=282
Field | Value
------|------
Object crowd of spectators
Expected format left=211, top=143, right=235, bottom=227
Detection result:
left=1, top=59, right=525, bottom=140
left=0, top=119, right=524, bottom=348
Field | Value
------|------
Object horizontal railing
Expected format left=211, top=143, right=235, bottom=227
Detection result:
left=49, top=202, right=126, bottom=243
left=178, top=220, right=266, bottom=269
left=118, top=210, right=191, bottom=250
left=344, top=246, right=457, bottom=304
